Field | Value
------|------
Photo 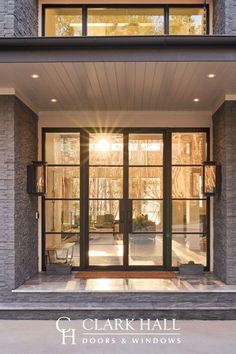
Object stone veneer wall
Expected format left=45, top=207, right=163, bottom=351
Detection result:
left=213, top=101, right=236, bottom=284
left=0, top=96, right=38, bottom=291
left=0, top=0, right=38, bottom=37
left=213, top=0, right=236, bottom=34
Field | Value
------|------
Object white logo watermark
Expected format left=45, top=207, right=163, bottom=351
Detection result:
left=56, top=317, right=182, bottom=346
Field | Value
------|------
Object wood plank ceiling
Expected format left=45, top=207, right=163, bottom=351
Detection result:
left=0, top=62, right=235, bottom=111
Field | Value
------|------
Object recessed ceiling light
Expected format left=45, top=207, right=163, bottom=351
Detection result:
left=207, top=74, right=216, bottom=78
left=51, top=98, right=57, bottom=103
left=31, top=74, right=39, bottom=79
left=194, top=98, right=200, bottom=102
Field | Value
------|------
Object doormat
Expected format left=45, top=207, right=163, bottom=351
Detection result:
left=75, top=271, right=177, bottom=279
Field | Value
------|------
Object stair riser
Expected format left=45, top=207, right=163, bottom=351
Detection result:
left=1, top=309, right=236, bottom=320
left=9, top=292, right=236, bottom=304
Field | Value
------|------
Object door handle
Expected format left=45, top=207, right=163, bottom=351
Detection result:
left=127, top=210, right=132, bottom=223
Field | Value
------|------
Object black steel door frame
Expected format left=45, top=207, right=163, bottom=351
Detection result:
left=42, top=127, right=210, bottom=272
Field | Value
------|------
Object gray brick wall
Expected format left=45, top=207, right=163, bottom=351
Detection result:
left=213, top=101, right=236, bottom=284
left=214, top=0, right=236, bottom=34
left=0, top=0, right=38, bottom=37
left=0, top=95, right=38, bottom=292
left=0, top=96, right=15, bottom=291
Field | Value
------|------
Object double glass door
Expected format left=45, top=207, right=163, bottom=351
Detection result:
left=43, top=128, right=209, bottom=271
left=88, top=132, right=163, bottom=268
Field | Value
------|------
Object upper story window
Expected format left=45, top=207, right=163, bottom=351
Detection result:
left=87, top=8, right=164, bottom=36
left=44, top=7, right=83, bottom=36
left=43, top=5, right=208, bottom=37
left=169, top=7, right=206, bottom=35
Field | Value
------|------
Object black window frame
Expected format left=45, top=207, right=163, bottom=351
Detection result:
left=42, top=127, right=210, bottom=272
left=42, top=4, right=209, bottom=37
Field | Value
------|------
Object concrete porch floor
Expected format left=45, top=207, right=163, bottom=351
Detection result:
left=12, top=273, right=236, bottom=293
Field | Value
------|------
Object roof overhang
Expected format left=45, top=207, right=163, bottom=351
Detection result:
left=1, top=36, right=236, bottom=63
left=1, top=36, right=236, bottom=113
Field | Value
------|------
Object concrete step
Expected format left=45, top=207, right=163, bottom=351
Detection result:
left=10, top=290, right=236, bottom=305
left=1, top=302, right=236, bottom=320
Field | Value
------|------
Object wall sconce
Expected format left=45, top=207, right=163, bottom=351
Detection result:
left=202, top=161, right=221, bottom=196
left=27, top=161, right=47, bottom=195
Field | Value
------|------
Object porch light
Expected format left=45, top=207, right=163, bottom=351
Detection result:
left=202, top=161, right=221, bottom=196
left=207, top=74, right=216, bottom=78
left=27, top=161, right=47, bottom=195
left=31, top=74, right=39, bottom=79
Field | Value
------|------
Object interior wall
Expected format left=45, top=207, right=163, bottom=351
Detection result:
left=38, top=110, right=213, bottom=272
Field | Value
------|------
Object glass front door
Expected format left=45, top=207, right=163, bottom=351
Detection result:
left=88, top=132, right=124, bottom=266
left=128, top=134, right=163, bottom=267
left=43, top=128, right=209, bottom=271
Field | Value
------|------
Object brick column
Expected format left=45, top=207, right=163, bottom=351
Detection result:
left=0, top=96, right=38, bottom=290
left=213, top=101, right=236, bottom=284
left=213, top=0, right=236, bottom=35
left=0, top=0, right=38, bottom=37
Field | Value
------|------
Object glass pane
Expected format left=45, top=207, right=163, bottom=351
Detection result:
left=129, top=134, right=163, bottom=165
left=172, top=200, right=207, bottom=233
left=45, top=200, right=80, bottom=233
left=45, top=234, right=80, bottom=266
left=87, top=8, right=164, bottom=36
left=89, top=200, right=119, bottom=233
left=172, top=234, right=207, bottom=266
left=46, top=167, right=80, bottom=198
left=89, top=234, right=123, bottom=266
left=89, top=167, right=123, bottom=199
left=172, top=166, right=203, bottom=199
left=129, top=167, right=163, bottom=199
left=204, top=165, right=216, bottom=194
left=89, top=133, right=123, bottom=165
left=132, top=200, right=163, bottom=233
left=36, top=165, right=45, bottom=194
left=45, top=133, right=80, bottom=165
left=169, top=8, right=205, bottom=35
left=44, top=7, right=83, bottom=36
left=172, top=133, right=207, bottom=165
left=129, top=234, right=163, bottom=265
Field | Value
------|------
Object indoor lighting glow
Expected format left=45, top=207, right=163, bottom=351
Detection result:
left=31, top=74, right=39, bottom=79
left=193, top=98, right=200, bottom=102
left=51, top=98, right=57, bottom=103
left=207, top=74, right=216, bottom=78
left=95, top=138, right=110, bottom=152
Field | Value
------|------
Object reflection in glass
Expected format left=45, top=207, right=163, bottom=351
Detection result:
left=45, top=234, right=80, bottom=266
left=44, top=8, right=83, bottom=36
left=45, top=200, right=80, bottom=233
left=129, top=134, right=163, bottom=165
left=45, top=133, right=80, bottom=165
left=172, top=133, right=207, bottom=165
left=129, top=167, right=162, bottom=199
left=169, top=8, right=205, bottom=35
left=87, top=8, right=164, bottom=36
left=89, top=167, right=123, bottom=199
left=172, top=166, right=203, bottom=199
left=89, top=234, right=123, bottom=266
left=46, top=167, right=80, bottom=198
left=172, top=234, right=206, bottom=266
left=89, top=133, right=123, bottom=165
left=132, top=200, right=163, bottom=233
left=129, top=234, right=163, bottom=265
left=89, top=200, right=119, bottom=232
left=172, top=200, right=206, bottom=233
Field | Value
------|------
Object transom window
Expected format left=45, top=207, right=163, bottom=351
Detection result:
left=43, top=5, right=208, bottom=37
